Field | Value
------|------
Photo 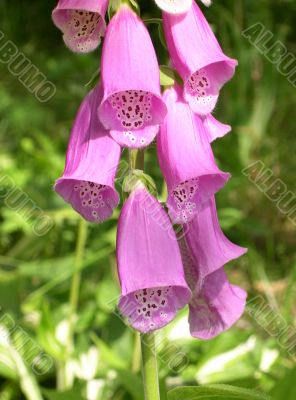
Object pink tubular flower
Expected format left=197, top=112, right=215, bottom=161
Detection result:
left=179, top=198, right=247, bottom=339
left=203, top=114, right=231, bottom=143
left=189, top=268, right=247, bottom=340
left=154, top=0, right=192, bottom=15
left=98, top=5, right=167, bottom=149
left=52, top=0, right=108, bottom=53
left=184, top=197, right=247, bottom=281
left=55, top=86, right=121, bottom=223
left=163, top=2, right=238, bottom=115
left=117, top=185, right=191, bottom=333
left=157, top=86, right=230, bottom=224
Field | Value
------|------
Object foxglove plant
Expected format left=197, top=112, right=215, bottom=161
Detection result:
left=53, top=0, right=250, bottom=399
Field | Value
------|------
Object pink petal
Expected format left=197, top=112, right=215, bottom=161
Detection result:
left=52, top=0, right=108, bottom=53
left=117, top=186, right=191, bottom=333
left=203, top=114, right=231, bottom=142
left=189, top=268, right=246, bottom=339
left=157, top=86, right=230, bottom=224
left=98, top=6, right=167, bottom=147
left=163, top=2, right=237, bottom=114
left=55, top=85, right=121, bottom=223
left=184, top=197, right=247, bottom=281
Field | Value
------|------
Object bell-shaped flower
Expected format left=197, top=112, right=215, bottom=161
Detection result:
left=52, top=0, right=108, bottom=53
left=154, top=0, right=192, bottom=15
left=163, top=2, right=237, bottom=115
left=157, top=86, right=230, bottom=225
left=117, top=185, right=191, bottom=333
left=203, top=114, right=231, bottom=143
left=184, top=197, right=247, bottom=281
left=98, top=5, right=167, bottom=149
left=189, top=268, right=247, bottom=339
left=55, top=86, right=121, bottom=223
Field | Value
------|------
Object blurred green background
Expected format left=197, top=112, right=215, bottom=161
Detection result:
left=0, top=0, right=295, bottom=399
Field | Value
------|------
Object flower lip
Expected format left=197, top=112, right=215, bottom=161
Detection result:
left=202, top=114, right=231, bottom=143
left=189, top=268, right=247, bottom=340
left=167, top=170, right=230, bottom=224
left=52, top=0, right=108, bottom=53
left=110, top=124, right=160, bottom=149
left=183, top=60, right=237, bottom=115
left=119, top=285, right=191, bottom=334
left=55, top=179, right=119, bottom=223
left=98, top=90, right=167, bottom=132
left=184, top=197, right=248, bottom=280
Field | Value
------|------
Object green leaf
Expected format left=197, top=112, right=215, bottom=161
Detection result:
left=108, top=0, right=120, bottom=19
left=123, top=170, right=158, bottom=197
left=0, top=345, right=18, bottom=381
left=108, top=0, right=139, bottom=19
left=219, top=207, right=245, bottom=230
left=43, top=386, right=83, bottom=400
left=90, top=334, right=127, bottom=370
left=143, top=18, right=167, bottom=50
left=37, top=301, right=64, bottom=360
left=272, top=366, right=296, bottom=400
left=160, top=66, right=175, bottom=87
left=158, top=24, right=167, bottom=50
left=115, top=369, right=144, bottom=400
left=143, top=18, right=162, bottom=25
left=0, top=382, right=20, bottom=400
left=194, top=336, right=260, bottom=384
left=85, top=69, right=100, bottom=89
left=23, top=247, right=113, bottom=312
left=168, top=385, right=270, bottom=400
left=159, top=65, right=183, bottom=87
left=128, top=0, right=140, bottom=13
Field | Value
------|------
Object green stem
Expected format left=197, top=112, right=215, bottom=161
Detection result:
left=140, top=333, right=160, bottom=400
left=59, top=218, right=88, bottom=390
left=129, top=148, right=145, bottom=170
left=131, top=332, right=141, bottom=373
left=67, top=218, right=88, bottom=350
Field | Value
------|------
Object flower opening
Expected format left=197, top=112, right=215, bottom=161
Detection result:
left=52, top=0, right=108, bottom=53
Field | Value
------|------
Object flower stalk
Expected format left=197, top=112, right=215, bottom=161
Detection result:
left=129, top=149, right=145, bottom=171
left=58, top=218, right=88, bottom=390
left=67, top=218, right=88, bottom=356
left=141, top=333, right=160, bottom=400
